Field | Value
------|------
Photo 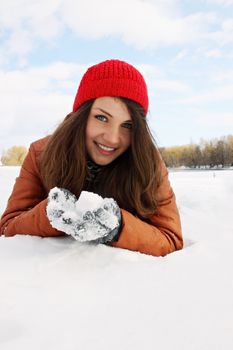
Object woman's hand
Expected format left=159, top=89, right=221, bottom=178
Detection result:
left=46, top=187, right=121, bottom=243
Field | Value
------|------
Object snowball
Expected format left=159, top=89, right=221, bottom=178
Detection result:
left=75, top=191, right=103, bottom=214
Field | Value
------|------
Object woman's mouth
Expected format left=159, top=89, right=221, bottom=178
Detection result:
left=95, top=142, right=116, bottom=154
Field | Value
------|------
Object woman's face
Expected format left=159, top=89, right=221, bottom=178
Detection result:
left=85, top=96, right=132, bottom=166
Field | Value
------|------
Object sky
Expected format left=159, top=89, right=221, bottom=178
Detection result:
left=0, top=0, right=233, bottom=154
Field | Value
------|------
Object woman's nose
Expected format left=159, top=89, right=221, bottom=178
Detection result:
left=103, top=126, right=120, bottom=145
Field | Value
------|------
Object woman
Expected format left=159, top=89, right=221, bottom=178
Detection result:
left=0, top=59, right=183, bottom=256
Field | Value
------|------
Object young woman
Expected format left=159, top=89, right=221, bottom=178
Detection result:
left=0, top=59, right=183, bottom=256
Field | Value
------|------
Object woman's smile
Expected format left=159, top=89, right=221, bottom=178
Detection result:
left=95, top=142, right=116, bottom=154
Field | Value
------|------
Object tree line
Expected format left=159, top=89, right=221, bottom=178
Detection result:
left=1, top=135, right=233, bottom=168
left=1, top=146, right=28, bottom=166
left=160, top=135, right=233, bottom=168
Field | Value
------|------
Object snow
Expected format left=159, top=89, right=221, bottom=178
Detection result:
left=75, top=190, right=103, bottom=212
left=0, top=166, right=233, bottom=350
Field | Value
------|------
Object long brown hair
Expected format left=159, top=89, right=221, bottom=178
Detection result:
left=40, top=98, right=162, bottom=219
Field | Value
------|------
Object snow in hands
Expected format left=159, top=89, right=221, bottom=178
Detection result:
left=46, top=187, right=120, bottom=242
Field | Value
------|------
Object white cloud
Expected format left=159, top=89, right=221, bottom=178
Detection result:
left=0, top=63, right=85, bottom=95
left=0, top=0, right=227, bottom=64
left=205, top=0, right=233, bottom=5
left=171, top=49, right=189, bottom=62
left=0, top=0, right=62, bottom=29
left=176, top=84, right=233, bottom=104
left=136, top=64, right=161, bottom=76
left=0, top=62, right=88, bottom=151
left=151, top=79, right=191, bottom=93
left=0, top=0, right=63, bottom=61
left=60, top=1, right=218, bottom=49
left=206, top=18, right=233, bottom=45
left=5, top=28, right=34, bottom=56
left=205, top=48, right=223, bottom=57
left=193, top=45, right=233, bottom=60
left=196, top=111, right=233, bottom=127
left=214, top=70, right=233, bottom=81
left=129, top=63, right=190, bottom=94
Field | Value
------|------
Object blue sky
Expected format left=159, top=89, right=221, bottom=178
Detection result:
left=0, top=0, right=233, bottom=153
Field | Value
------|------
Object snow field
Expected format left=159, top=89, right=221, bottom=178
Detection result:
left=0, top=167, right=232, bottom=350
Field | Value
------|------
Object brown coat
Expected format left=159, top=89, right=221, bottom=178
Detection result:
left=0, top=137, right=183, bottom=256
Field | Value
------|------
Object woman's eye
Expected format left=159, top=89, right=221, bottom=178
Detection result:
left=95, top=114, right=107, bottom=122
left=122, top=122, right=132, bottom=130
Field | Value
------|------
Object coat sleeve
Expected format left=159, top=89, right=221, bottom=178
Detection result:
left=0, top=142, right=63, bottom=237
left=111, top=163, right=183, bottom=256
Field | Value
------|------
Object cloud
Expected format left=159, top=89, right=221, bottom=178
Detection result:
left=129, top=63, right=191, bottom=94
left=204, top=49, right=223, bottom=57
left=176, top=84, right=233, bottom=104
left=136, top=64, right=161, bottom=76
left=60, top=1, right=218, bottom=49
left=206, top=18, right=233, bottom=45
left=196, top=111, right=233, bottom=127
left=0, top=0, right=63, bottom=62
left=0, top=62, right=86, bottom=95
left=0, top=62, right=88, bottom=151
left=192, top=46, right=233, bottom=60
left=151, top=79, right=191, bottom=93
left=205, top=0, right=233, bottom=5
left=0, top=0, right=62, bottom=32
left=214, top=69, right=233, bottom=81
left=171, top=49, right=189, bottom=62
left=0, top=0, right=228, bottom=65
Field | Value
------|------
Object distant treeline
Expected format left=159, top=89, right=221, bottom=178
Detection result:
left=160, top=135, right=233, bottom=168
left=1, top=146, right=27, bottom=166
left=1, top=135, right=233, bottom=168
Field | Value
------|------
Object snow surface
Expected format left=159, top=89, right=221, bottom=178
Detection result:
left=0, top=166, right=233, bottom=350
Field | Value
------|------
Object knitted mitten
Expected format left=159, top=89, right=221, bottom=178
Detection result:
left=46, top=187, right=121, bottom=243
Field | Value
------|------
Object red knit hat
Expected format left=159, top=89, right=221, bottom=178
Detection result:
left=72, top=59, right=149, bottom=114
